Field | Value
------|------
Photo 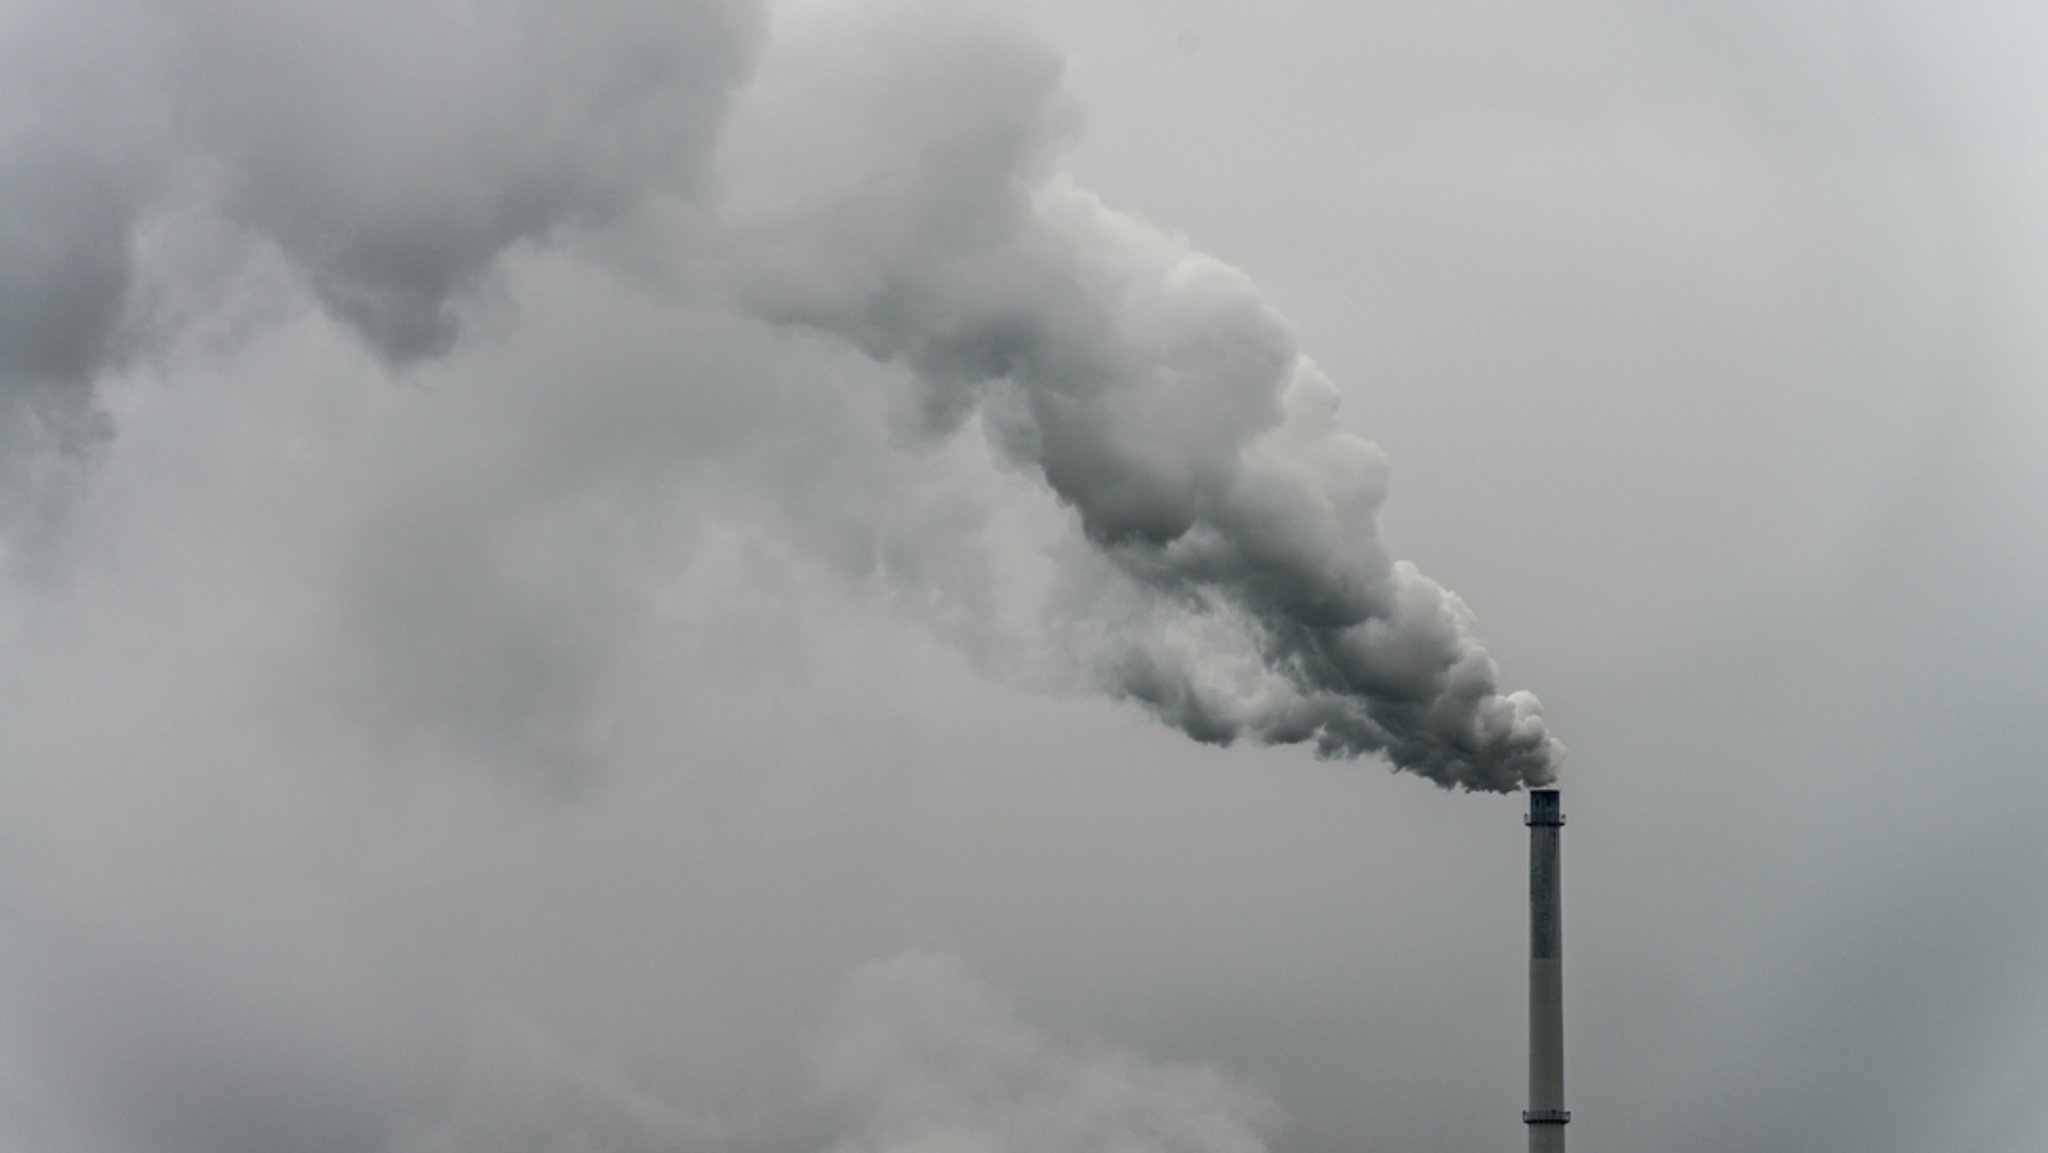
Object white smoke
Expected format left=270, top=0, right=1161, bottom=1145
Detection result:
left=721, top=2, right=1560, bottom=789
left=168, top=0, right=757, bottom=362
left=0, top=0, right=1557, bottom=789
left=0, top=0, right=758, bottom=402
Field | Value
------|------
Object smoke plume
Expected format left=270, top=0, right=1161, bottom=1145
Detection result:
left=0, top=0, right=1557, bottom=790
left=724, top=3, right=1561, bottom=790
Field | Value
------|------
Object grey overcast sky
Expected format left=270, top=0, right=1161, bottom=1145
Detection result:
left=3, top=1, right=2047, bottom=1152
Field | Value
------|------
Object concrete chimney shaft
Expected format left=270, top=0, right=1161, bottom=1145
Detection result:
left=1525, top=788, right=1568, bottom=1153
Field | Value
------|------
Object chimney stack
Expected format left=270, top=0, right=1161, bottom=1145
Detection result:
left=1525, top=788, right=1568, bottom=1153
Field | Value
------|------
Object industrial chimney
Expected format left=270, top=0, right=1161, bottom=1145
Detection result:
left=1525, top=787, right=1568, bottom=1153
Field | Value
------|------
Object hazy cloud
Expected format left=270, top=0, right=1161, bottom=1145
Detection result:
left=0, top=2, right=2045, bottom=1153
left=818, top=953, right=1278, bottom=1153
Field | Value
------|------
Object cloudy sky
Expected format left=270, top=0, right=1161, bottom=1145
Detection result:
left=4, top=1, right=2047, bottom=1151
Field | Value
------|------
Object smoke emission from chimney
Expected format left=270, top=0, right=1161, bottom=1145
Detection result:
left=723, top=4, right=1562, bottom=791
left=1, top=0, right=1559, bottom=792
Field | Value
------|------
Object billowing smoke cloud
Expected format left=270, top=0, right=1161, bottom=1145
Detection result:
left=723, top=3, right=1560, bottom=790
left=0, top=0, right=158, bottom=526
left=0, top=0, right=760, bottom=557
left=0, top=3, right=152, bottom=404
left=0, top=0, right=758, bottom=396
left=1, top=0, right=1556, bottom=789
left=171, top=0, right=757, bottom=363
